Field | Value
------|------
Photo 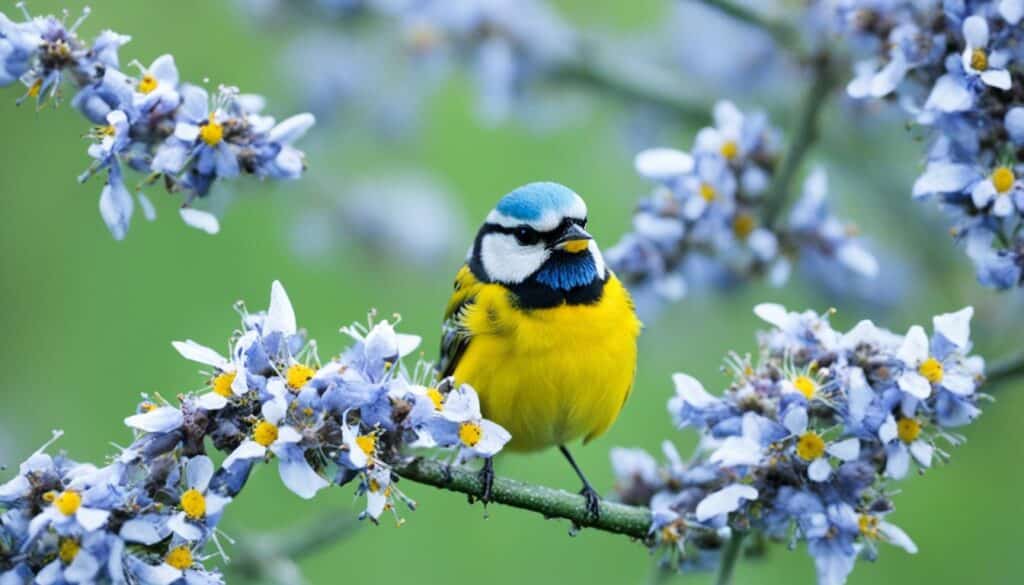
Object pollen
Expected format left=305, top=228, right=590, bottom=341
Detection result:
left=733, top=213, right=756, bottom=239
left=54, top=490, right=82, bottom=516
left=253, top=420, right=279, bottom=447
left=58, top=539, right=80, bottom=564
left=165, top=546, right=193, bottom=570
left=199, top=114, right=224, bottom=146
left=897, top=418, right=922, bottom=444
left=796, top=432, right=826, bottom=461
left=793, top=375, right=818, bottom=399
left=458, top=422, right=483, bottom=447
left=720, top=139, right=739, bottom=160
left=991, top=166, right=1015, bottom=193
left=918, top=357, right=943, bottom=383
left=42, top=490, right=57, bottom=503
left=970, top=48, right=988, bottom=71
left=212, top=371, right=237, bottom=397
left=137, top=73, right=158, bottom=94
left=858, top=514, right=879, bottom=538
left=286, top=364, right=315, bottom=390
left=356, top=434, right=377, bottom=456
left=426, top=387, right=444, bottom=411
left=179, top=489, right=206, bottom=519
left=699, top=183, right=717, bottom=202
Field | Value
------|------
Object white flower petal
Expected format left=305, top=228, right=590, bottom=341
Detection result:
left=695, top=484, right=758, bottom=522
left=266, top=280, right=297, bottom=336
left=223, top=440, right=266, bottom=470
left=879, top=415, right=898, bottom=444
left=75, top=507, right=110, bottom=531
left=167, top=511, right=203, bottom=541
left=171, top=340, right=229, bottom=369
left=879, top=521, right=918, bottom=554
left=963, top=15, right=990, bottom=47
left=276, top=425, right=303, bottom=444
left=277, top=456, right=328, bottom=500
left=179, top=208, right=220, bottom=235
left=124, top=407, right=183, bottom=433
left=195, top=392, right=228, bottom=411
left=186, top=455, right=214, bottom=492
left=941, top=373, right=976, bottom=396
left=753, top=303, right=789, bottom=329
left=912, top=161, right=976, bottom=197
left=885, top=444, right=910, bottom=479
left=396, top=333, right=422, bottom=358
left=909, top=440, right=934, bottom=467
left=119, top=519, right=165, bottom=545
left=671, top=373, right=718, bottom=408
left=897, top=326, right=930, bottom=365
left=923, top=75, right=974, bottom=114
left=897, top=371, right=932, bottom=399
left=934, top=306, right=973, bottom=350
left=981, top=69, right=1012, bottom=90
left=827, top=438, right=861, bottom=461
left=709, top=436, right=762, bottom=467
left=808, top=457, right=832, bottom=482
left=782, top=407, right=808, bottom=435
left=634, top=148, right=694, bottom=180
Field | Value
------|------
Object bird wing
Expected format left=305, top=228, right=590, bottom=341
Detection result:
left=438, top=264, right=483, bottom=379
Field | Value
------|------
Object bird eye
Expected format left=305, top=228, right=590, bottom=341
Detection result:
left=514, top=226, right=540, bottom=245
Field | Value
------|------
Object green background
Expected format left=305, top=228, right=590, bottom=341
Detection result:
left=0, top=1, right=1021, bottom=584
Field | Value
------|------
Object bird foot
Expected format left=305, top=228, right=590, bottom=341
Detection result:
left=579, top=484, right=601, bottom=521
left=478, top=458, right=495, bottom=507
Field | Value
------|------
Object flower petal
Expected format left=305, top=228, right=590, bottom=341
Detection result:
left=695, top=484, right=758, bottom=522
left=124, top=407, right=183, bottom=433
left=266, top=280, right=297, bottom=336
left=171, top=340, right=228, bottom=369
left=179, top=208, right=220, bottom=235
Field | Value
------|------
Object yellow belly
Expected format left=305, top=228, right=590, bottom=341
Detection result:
left=452, top=275, right=641, bottom=452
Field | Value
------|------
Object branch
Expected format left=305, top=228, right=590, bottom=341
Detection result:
left=393, top=457, right=653, bottom=540
left=554, top=38, right=710, bottom=120
left=985, top=350, right=1024, bottom=388
left=691, top=0, right=804, bottom=56
left=714, top=531, right=745, bottom=585
left=764, top=52, right=838, bottom=226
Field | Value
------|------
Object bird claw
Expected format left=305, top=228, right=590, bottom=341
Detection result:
left=478, top=458, right=495, bottom=506
left=580, top=484, right=601, bottom=521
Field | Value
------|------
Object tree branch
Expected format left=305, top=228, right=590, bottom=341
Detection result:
left=985, top=350, right=1024, bottom=388
left=553, top=38, right=710, bottom=120
left=393, top=457, right=653, bottom=541
left=714, top=531, right=745, bottom=585
left=764, top=52, right=838, bottom=226
left=691, top=0, right=804, bottom=56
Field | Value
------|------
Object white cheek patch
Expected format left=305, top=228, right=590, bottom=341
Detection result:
left=480, top=233, right=550, bottom=284
left=589, top=240, right=607, bottom=279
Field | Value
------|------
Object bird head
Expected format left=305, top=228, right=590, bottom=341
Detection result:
left=470, top=182, right=607, bottom=291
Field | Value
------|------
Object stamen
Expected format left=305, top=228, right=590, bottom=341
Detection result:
left=897, top=418, right=921, bottom=443
left=54, top=490, right=82, bottom=516
left=253, top=420, right=279, bottom=447
left=165, top=546, right=193, bottom=570
left=971, top=48, right=988, bottom=71
left=796, top=432, right=825, bottom=461
left=458, top=422, right=482, bottom=447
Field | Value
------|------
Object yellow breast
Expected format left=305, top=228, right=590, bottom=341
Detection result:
left=452, top=275, right=641, bottom=452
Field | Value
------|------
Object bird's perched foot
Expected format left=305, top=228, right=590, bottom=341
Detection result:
left=579, top=483, right=601, bottom=521
left=478, top=457, right=495, bottom=506
left=559, top=445, right=601, bottom=522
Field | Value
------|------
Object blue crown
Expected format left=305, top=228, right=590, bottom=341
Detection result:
left=494, top=182, right=579, bottom=221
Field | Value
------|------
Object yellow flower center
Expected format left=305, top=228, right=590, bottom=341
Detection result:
left=368, top=478, right=382, bottom=493
left=793, top=375, right=817, bottom=399
left=253, top=420, right=279, bottom=447
left=796, top=432, right=826, bottom=461
left=699, top=183, right=717, bottom=202
left=897, top=418, right=921, bottom=443
left=720, top=139, right=739, bottom=160
left=426, top=387, right=444, bottom=411
left=212, top=371, right=237, bottom=398
left=732, top=213, right=756, bottom=239
left=138, top=73, right=158, bottom=94
left=199, top=114, right=224, bottom=146
left=286, top=364, right=315, bottom=390
left=971, top=48, right=988, bottom=71
left=356, top=434, right=377, bottom=456
left=918, top=357, right=943, bottom=383
left=42, top=490, right=57, bottom=503
left=992, top=166, right=1015, bottom=193
left=54, top=490, right=82, bottom=516
left=179, top=489, right=206, bottom=519
left=99, top=124, right=116, bottom=137
left=140, top=402, right=157, bottom=413
left=58, top=539, right=80, bottom=564
left=858, top=514, right=879, bottom=538
left=165, top=546, right=193, bottom=570
left=458, top=422, right=483, bottom=447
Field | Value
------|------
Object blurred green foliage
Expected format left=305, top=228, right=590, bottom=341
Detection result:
left=0, top=1, right=1021, bottom=584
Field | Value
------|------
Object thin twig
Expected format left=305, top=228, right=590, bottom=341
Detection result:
left=554, top=37, right=710, bottom=119
left=764, top=52, right=838, bottom=226
left=393, top=457, right=653, bottom=540
left=692, top=0, right=804, bottom=56
left=714, top=531, right=746, bottom=585
left=985, top=350, right=1024, bottom=388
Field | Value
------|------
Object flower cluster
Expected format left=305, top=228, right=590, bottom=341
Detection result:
left=0, top=281, right=510, bottom=582
left=837, top=0, right=1024, bottom=288
left=239, top=0, right=577, bottom=125
left=606, top=101, right=879, bottom=303
left=0, top=5, right=315, bottom=239
left=611, top=303, right=986, bottom=585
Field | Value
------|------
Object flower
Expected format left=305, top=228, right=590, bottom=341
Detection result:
left=419, top=384, right=511, bottom=461
left=166, top=456, right=231, bottom=541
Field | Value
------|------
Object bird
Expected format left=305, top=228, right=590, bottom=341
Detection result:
left=438, top=181, right=641, bottom=518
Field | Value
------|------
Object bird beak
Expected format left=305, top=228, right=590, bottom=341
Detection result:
left=553, top=224, right=593, bottom=254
